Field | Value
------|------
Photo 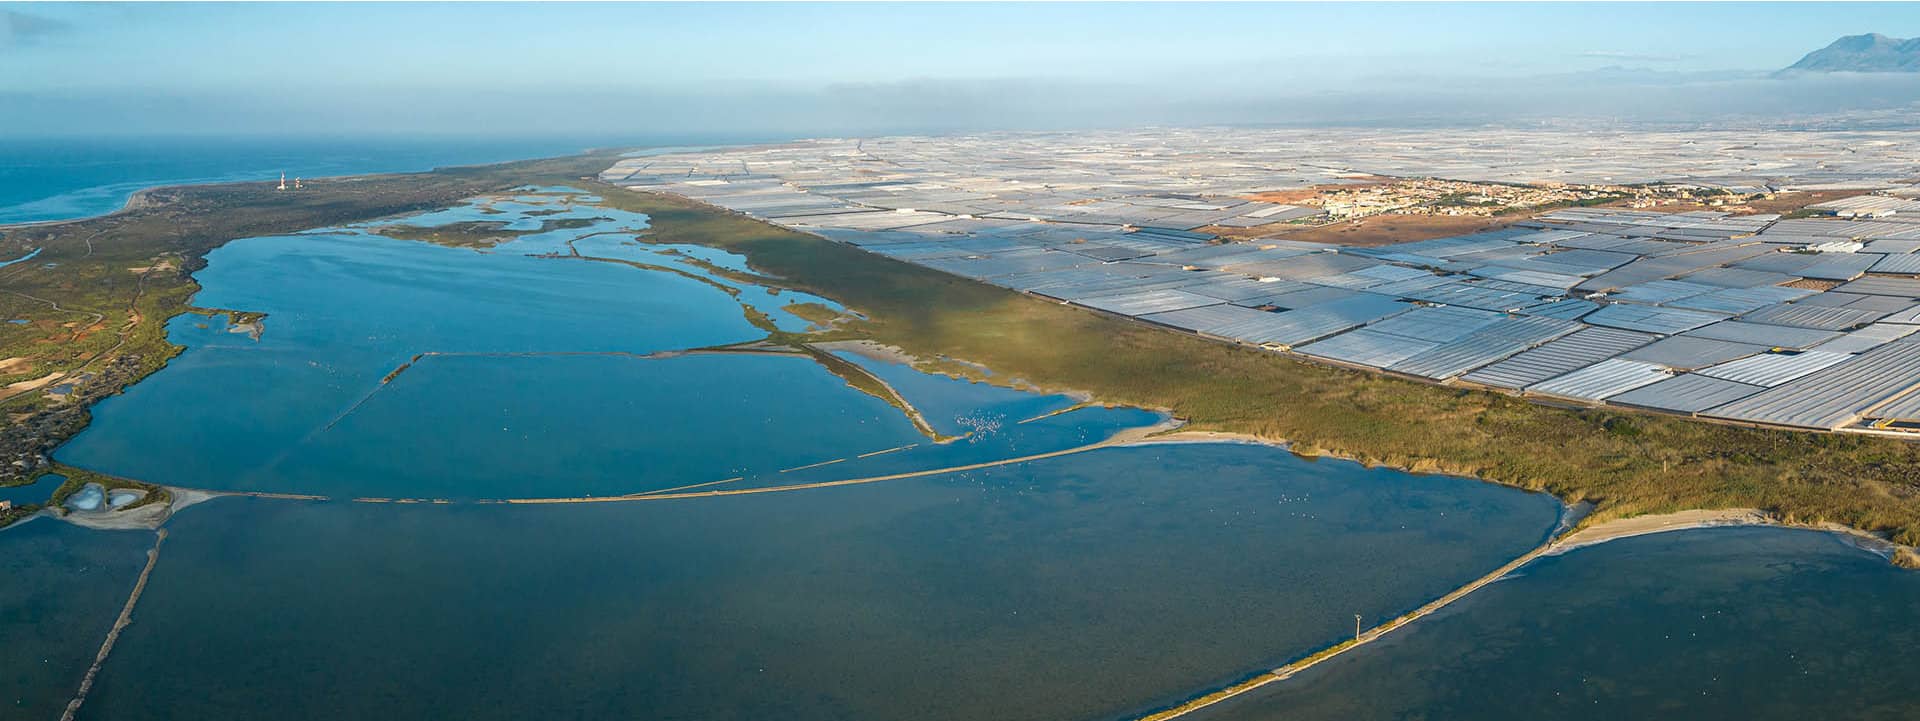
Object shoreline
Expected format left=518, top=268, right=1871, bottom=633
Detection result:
left=685, top=204, right=1920, bottom=569
left=0, top=141, right=735, bottom=233
left=10, top=151, right=1920, bottom=721
left=1548, top=508, right=1775, bottom=554
left=1129, top=429, right=1919, bottom=565
left=595, top=182, right=1920, bottom=564
left=3, top=179, right=236, bottom=232
left=1119, top=503, right=1906, bottom=721
left=24, top=161, right=1912, bottom=570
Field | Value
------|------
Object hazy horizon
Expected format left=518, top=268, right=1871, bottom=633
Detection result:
left=5, top=2, right=1920, bottom=137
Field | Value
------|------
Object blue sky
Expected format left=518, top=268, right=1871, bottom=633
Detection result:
left=4, top=2, right=1920, bottom=136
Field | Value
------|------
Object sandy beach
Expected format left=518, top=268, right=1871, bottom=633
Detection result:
left=1549, top=508, right=1775, bottom=554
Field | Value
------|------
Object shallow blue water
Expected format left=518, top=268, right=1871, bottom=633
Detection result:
left=0, top=247, right=41, bottom=268
left=0, top=137, right=648, bottom=225
left=831, top=349, right=1080, bottom=437
left=77, top=444, right=1562, bottom=721
left=0, top=472, right=63, bottom=506
left=25, top=178, right=1903, bottom=721
left=1195, top=526, right=1920, bottom=721
left=56, top=224, right=773, bottom=495
left=64, top=484, right=104, bottom=512
left=55, top=191, right=1150, bottom=498
left=280, top=352, right=935, bottom=498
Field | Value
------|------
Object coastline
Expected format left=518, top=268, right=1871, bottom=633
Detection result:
left=32, top=160, right=1892, bottom=571
left=0, top=141, right=760, bottom=232
left=0, top=150, right=630, bottom=513
left=12, top=155, right=1920, bottom=721
left=767, top=267, right=1920, bottom=569
left=1548, top=508, right=1775, bottom=554
left=592, top=181, right=1920, bottom=560
left=0, top=193, right=139, bottom=231
left=1126, top=430, right=1920, bottom=566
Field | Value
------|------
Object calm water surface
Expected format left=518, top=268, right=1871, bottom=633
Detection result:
left=1196, top=527, right=1920, bottom=721
left=0, top=136, right=764, bottom=225
left=0, top=521, right=152, bottom=719
left=0, top=472, right=63, bottom=506
left=58, top=190, right=1168, bottom=498
left=79, top=444, right=1559, bottom=721
left=25, top=181, right=1904, bottom=721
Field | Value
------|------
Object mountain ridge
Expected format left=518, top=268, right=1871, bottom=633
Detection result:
left=1783, top=33, right=1920, bottom=73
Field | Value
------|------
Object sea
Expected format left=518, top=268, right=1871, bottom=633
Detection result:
left=0, top=135, right=765, bottom=226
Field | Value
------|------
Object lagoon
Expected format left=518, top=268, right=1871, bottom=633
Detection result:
left=30, top=183, right=1906, bottom=721
left=1194, top=526, right=1920, bottom=721
left=0, top=521, right=153, bottom=719
left=79, top=444, right=1560, bottom=721
left=56, top=191, right=1161, bottom=498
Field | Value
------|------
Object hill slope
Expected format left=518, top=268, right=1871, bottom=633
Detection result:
left=1785, top=33, right=1920, bottom=73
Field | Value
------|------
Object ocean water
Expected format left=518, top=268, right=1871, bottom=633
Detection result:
left=1194, top=526, right=1920, bottom=721
left=0, top=137, right=643, bottom=225
left=76, top=445, right=1560, bottom=721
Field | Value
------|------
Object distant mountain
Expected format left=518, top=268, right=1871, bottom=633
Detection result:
left=1783, top=33, right=1920, bottom=73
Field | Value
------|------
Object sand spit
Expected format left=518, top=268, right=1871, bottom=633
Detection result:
left=1551, top=507, right=1912, bottom=563
left=1548, top=508, right=1775, bottom=554
left=795, top=341, right=960, bottom=443
left=1126, top=429, right=1281, bottom=447
left=498, top=417, right=1183, bottom=505
left=814, top=339, right=1093, bottom=401
left=54, top=481, right=286, bottom=533
left=58, top=501, right=170, bottom=531
left=1133, top=431, right=1919, bottom=566
left=811, top=339, right=919, bottom=366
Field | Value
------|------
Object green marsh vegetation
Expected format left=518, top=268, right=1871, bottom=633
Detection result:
left=10, top=146, right=1920, bottom=549
left=373, top=216, right=614, bottom=249
left=0, top=151, right=622, bottom=492
left=582, top=182, right=1920, bottom=549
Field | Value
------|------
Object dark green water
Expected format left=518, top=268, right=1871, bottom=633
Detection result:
left=76, top=444, right=1559, bottom=721
left=1196, top=527, right=1920, bottom=721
